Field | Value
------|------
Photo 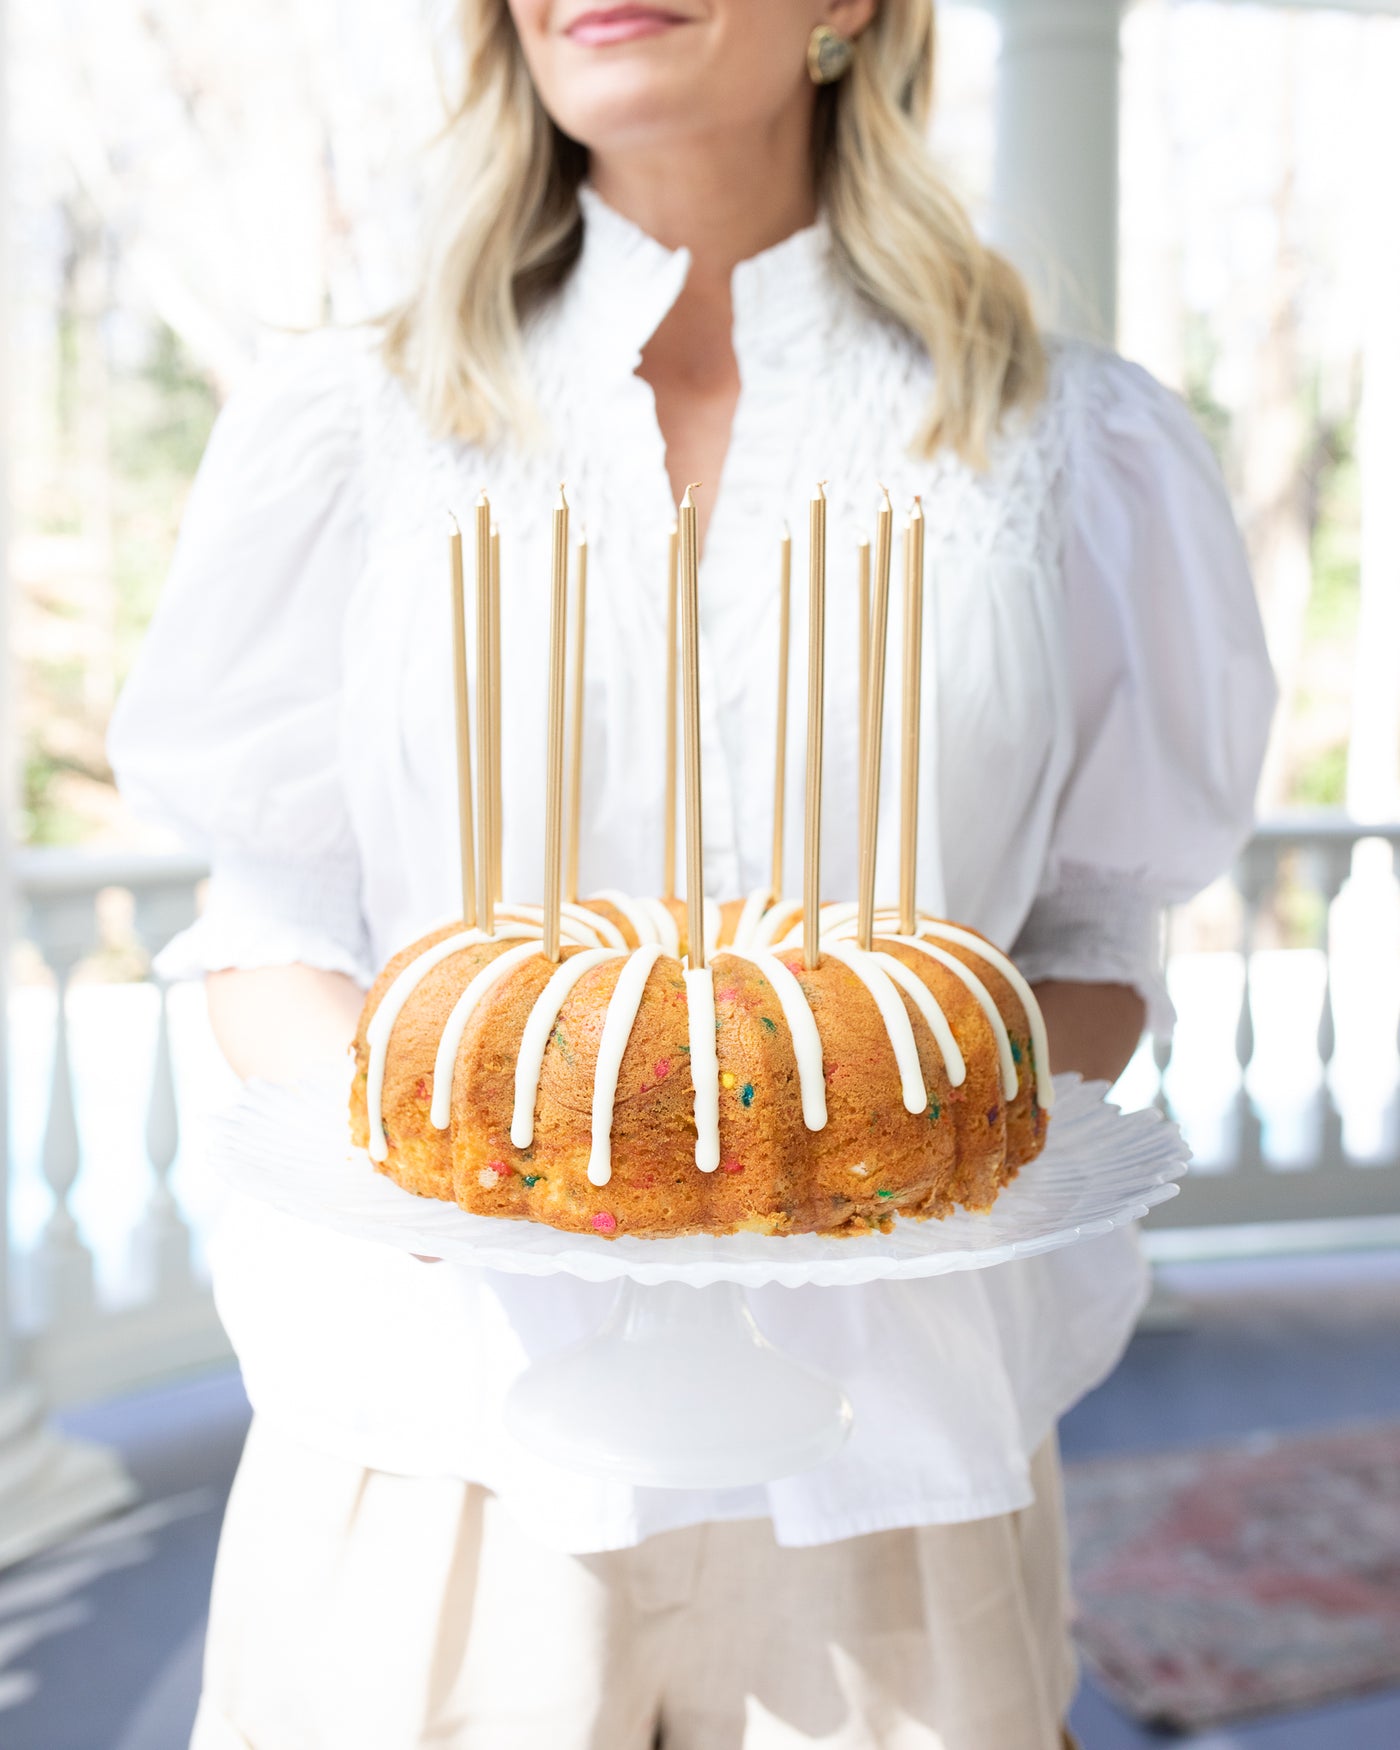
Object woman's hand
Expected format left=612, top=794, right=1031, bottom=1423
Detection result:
left=205, top=964, right=365, bottom=1084
left=1030, top=980, right=1146, bottom=1087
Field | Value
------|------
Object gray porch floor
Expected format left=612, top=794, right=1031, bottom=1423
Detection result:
left=2, top=1247, right=1399, bottom=1749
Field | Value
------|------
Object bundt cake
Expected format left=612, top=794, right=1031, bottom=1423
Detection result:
left=349, top=893, right=1052, bottom=1239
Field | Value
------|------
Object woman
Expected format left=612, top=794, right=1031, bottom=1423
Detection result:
left=110, top=3, right=1275, bottom=1746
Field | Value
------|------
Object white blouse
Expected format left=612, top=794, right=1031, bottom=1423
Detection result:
left=109, top=189, right=1275, bottom=1553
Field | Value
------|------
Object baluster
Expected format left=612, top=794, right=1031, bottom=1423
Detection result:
left=1392, top=838, right=1400, bottom=1164
left=1309, top=842, right=1352, bottom=1172
left=26, top=891, right=100, bottom=1326
left=129, top=880, right=199, bottom=1300
left=1152, top=909, right=1174, bottom=1119
left=1231, top=841, right=1273, bottom=1177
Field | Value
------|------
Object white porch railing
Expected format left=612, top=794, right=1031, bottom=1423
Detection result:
left=1139, top=818, right=1400, bottom=1230
left=11, top=848, right=231, bottom=1406
left=6, top=817, right=1400, bottom=1406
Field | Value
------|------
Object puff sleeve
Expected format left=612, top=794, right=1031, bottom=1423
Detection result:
left=107, top=331, right=374, bottom=987
left=1010, top=348, right=1277, bottom=1031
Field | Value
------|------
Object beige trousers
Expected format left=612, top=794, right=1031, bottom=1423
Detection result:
left=191, top=1418, right=1076, bottom=1750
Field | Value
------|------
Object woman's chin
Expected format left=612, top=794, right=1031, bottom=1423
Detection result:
left=550, top=82, right=721, bottom=160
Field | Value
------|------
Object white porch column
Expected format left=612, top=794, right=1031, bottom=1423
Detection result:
left=0, top=0, right=136, bottom=1568
left=985, top=0, right=1124, bottom=341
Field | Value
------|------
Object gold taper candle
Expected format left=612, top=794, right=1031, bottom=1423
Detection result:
left=804, top=483, right=827, bottom=971
left=857, top=535, right=871, bottom=834
left=490, top=524, right=503, bottom=904
left=857, top=490, right=894, bottom=951
left=543, top=487, right=570, bottom=962
left=474, top=493, right=494, bottom=936
left=449, top=516, right=477, bottom=930
left=565, top=528, right=588, bottom=904
left=678, top=487, right=706, bottom=971
left=663, top=522, right=679, bottom=898
left=898, top=497, right=925, bottom=935
left=770, top=523, right=792, bottom=901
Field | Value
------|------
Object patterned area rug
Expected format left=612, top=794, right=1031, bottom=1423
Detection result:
left=1065, top=1423, right=1400, bottom=1730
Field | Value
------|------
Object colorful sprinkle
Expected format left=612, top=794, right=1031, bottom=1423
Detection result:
left=759, top=1016, right=777, bottom=1033
left=522, top=1174, right=541, bottom=1188
left=716, top=986, right=741, bottom=1002
left=850, top=1162, right=869, bottom=1176
left=876, top=1189, right=895, bottom=1200
left=740, top=1083, right=756, bottom=1108
left=720, top=1158, right=745, bottom=1174
left=591, top=1211, right=617, bottom=1233
left=487, top=1160, right=508, bottom=1175
left=721, top=1071, right=737, bottom=1089
left=414, top=1076, right=430, bottom=1100
left=987, top=1105, right=1000, bottom=1125
left=928, top=1101, right=942, bottom=1123
left=1011, top=1037, right=1024, bottom=1065
left=654, top=1058, right=671, bottom=1081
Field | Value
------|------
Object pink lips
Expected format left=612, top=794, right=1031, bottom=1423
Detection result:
left=565, top=5, right=687, bottom=47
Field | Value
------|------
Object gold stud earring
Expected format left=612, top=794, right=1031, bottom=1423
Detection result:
left=808, top=23, right=855, bottom=85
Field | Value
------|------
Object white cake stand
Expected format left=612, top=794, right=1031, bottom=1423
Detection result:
left=209, top=1070, right=1188, bottom=1488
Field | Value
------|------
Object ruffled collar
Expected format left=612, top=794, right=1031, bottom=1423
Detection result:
left=563, top=184, right=842, bottom=370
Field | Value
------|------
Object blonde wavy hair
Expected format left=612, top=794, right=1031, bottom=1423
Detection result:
left=384, top=1, right=1045, bottom=466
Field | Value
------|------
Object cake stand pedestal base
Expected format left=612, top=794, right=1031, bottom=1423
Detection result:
left=504, top=1279, right=853, bottom=1489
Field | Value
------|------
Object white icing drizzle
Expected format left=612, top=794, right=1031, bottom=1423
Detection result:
left=494, top=903, right=613, bottom=948
left=824, top=941, right=928, bottom=1115
left=732, top=887, right=773, bottom=951
left=589, top=888, right=661, bottom=947
left=871, top=933, right=1016, bottom=1099
left=365, top=923, right=537, bottom=1161
left=869, top=951, right=966, bottom=1087
left=751, top=895, right=804, bottom=949
left=562, top=902, right=626, bottom=948
left=913, top=921, right=1053, bottom=1111
left=761, top=898, right=859, bottom=950
left=779, top=902, right=1049, bottom=1110
left=684, top=967, right=721, bottom=1172
left=638, top=895, right=682, bottom=957
left=588, top=942, right=665, bottom=1186
left=431, top=941, right=545, bottom=1128
left=717, top=948, right=827, bottom=1131
left=619, top=896, right=682, bottom=966
left=510, top=948, right=624, bottom=1149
